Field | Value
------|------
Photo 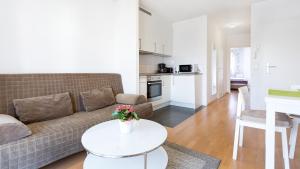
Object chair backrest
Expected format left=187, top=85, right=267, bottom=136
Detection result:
left=237, top=86, right=250, bottom=117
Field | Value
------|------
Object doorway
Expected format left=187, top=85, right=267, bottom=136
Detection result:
left=230, top=47, right=251, bottom=91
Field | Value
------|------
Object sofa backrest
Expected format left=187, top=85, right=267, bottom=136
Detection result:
left=0, top=73, right=124, bottom=117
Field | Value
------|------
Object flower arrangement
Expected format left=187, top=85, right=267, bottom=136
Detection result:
left=112, top=105, right=140, bottom=122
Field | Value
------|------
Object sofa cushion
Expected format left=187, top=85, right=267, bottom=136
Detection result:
left=13, top=92, right=73, bottom=124
left=116, top=94, right=147, bottom=105
left=0, top=114, right=32, bottom=145
left=80, top=88, right=116, bottom=112
left=28, top=105, right=116, bottom=135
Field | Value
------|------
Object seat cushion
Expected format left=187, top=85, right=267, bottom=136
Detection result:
left=240, top=110, right=292, bottom=127
left=27, top=105, right=117, bottom=135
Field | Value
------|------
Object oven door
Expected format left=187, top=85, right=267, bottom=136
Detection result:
left=147, top=80, right=162, bottom=101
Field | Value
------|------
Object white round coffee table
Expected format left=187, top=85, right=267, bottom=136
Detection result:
left=81, top=119, right=168, bottom=169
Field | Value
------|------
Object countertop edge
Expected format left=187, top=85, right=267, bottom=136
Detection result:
left=139, top=73, right=203, bottom=76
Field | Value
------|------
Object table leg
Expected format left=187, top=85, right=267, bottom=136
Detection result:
left=266, top=106, right=275, bottom=169
left=144, top=153, right=147, bottom=169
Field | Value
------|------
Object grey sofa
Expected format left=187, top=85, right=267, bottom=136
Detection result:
left=0, top=73, right=153, bottom=169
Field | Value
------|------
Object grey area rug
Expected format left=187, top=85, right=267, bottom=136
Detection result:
left=150, top=105, right=204, bottom=128
left=164, top=142, right=220, bottom=169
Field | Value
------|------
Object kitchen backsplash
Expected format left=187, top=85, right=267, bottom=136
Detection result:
left=140, top=54, right=207, bottom=74
left=139, top=54, right=165, bottom=73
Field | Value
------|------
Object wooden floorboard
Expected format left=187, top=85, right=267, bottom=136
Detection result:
left=43, top=92, right=300, bottom=169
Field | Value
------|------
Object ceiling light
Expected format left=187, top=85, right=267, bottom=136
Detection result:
left=225, top=23, right=242, bottom=29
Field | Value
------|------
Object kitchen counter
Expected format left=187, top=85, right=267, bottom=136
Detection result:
left=139, top=72, right=203, bottom=110
left=139, top=72, right=202, bottom=76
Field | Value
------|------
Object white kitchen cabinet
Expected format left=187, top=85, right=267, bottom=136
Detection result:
left=171, top=75, right=202, bottom=109
left=164, top=26, right=173, bottom=56
left=139, top=9, right=172, bottom=56
left=139, top=76, right=147, bottom=98
left=159, top=23, right=172, bottom=56
left=139, top=11, right=155, bottom=52
left=161, top=75, right=171, bottom=103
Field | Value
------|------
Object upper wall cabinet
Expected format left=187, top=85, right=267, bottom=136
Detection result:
left=139, top=10, right=155, bottom=53
left=139, top=8, right=172, bottom=56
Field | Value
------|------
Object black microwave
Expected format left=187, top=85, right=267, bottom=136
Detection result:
left=179, top=65, right=193, bottom=73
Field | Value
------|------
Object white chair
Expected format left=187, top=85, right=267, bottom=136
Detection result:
left=232, top=86, right=291, bottom=169
left=288, top=85, right=300, bottom=159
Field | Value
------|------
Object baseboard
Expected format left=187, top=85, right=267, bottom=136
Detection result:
left=152, top=101, right=204, bottom=111
left=170, top=101, right=197, bottom=109
left=153, top=101, right=170, bottom=111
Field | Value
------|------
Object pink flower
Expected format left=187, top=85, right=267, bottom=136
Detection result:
left=115, top=105, right=135, bottom=112
left=129, top=107, right=134, bottom=112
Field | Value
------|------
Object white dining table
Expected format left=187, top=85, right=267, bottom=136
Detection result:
left=265, top=95, right=300, bottom=169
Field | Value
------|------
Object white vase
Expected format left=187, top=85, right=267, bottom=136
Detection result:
left=119, top=120, right=135, bottom=134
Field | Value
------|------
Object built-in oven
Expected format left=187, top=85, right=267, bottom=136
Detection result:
left=147, top=76, right=162, bottom=101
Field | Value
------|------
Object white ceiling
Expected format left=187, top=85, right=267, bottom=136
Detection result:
left=140, top=0, right=251, bottom=34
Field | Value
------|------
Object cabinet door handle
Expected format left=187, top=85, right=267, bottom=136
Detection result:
left=139, top=39, right=141, bottom=50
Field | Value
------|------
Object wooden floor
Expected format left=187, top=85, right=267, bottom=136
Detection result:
left=43, top=92, right=300, bottom=169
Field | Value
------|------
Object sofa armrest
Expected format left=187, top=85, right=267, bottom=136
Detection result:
left=116, top=94, right=147, bottom=105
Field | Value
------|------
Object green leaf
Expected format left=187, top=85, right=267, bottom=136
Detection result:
left=133, top=112, right=139, bottom=120
left=112, top=111, right=119, bottom=116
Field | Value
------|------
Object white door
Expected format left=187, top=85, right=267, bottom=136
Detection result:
left=251, top=0, right=300, bottom=109
left=211, top=48, right=217, bottom=96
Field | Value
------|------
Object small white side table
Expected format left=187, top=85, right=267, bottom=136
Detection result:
left=81, top=119, right=168, bottom=169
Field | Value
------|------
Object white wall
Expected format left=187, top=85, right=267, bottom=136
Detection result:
left=226, top=33, right=250, bottom=48
left=0, top=0, right=117, bottom=73
left=169, top=16, right=208, bottom=105
left=251, top=0, right=300, bottom=109
left=114, top=0, right=139, bottom=94
left=0, top=0, right=139, bottom=94
left=207, top=16, right=225, bottom=103
left=167, top=15, right=227, bottom=105
left=171, top=16, right=207, bottom=68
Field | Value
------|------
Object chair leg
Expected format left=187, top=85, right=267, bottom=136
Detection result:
left=289, top=120, right=299, bottom=159
left=232, top=120, right=240, bottom=160
left=281, top=129, right=290, bottom=169
left=289, top=126, right=295, bottom=146
left=239, top=125, right=244, bottom=147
